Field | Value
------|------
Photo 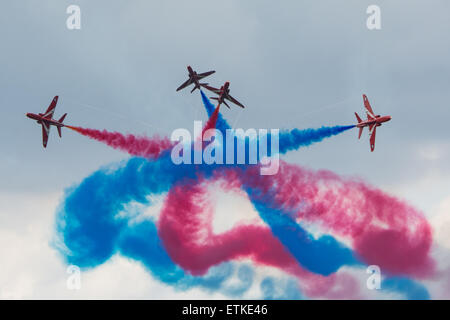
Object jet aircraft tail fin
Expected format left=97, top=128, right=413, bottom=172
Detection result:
left=358, top=127, right=363, bottom=139
left=57, top=113, right=67, bottom=138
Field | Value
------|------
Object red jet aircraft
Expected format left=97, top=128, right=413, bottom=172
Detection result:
left=26, top=96, right=67, bottom=148
left=176, top=66, right=215, bottom=93
left=203, top=81, right=245, bottom=109
left=355, top=94, right=391, bottom=152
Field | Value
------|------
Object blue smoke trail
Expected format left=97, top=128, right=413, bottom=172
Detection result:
left=261, top=277, right=303, bottom=300
left=201, top=90, right=231, bottom=132
left=247, top=189, right=359, bottom=276
left=279, top=126, right=355, bottom=154
left=201, top=91, right=359, bottom=275
left=120, top=220, right=255, bottom=294
left=383, top=277, right=430, bottom=300
left=56, top=169, right=254, bottom=295
left=200, top=90, right=354, bottom=157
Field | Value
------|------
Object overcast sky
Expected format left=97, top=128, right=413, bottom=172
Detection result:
left=1, top=0, right=449, bottom=299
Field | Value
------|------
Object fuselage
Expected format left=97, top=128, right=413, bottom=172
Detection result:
left=187, top=66, right=201, bottom=88
left=357, top=115, right=391, bottom=128
left=218, top=81, right=230, bottom=103
left=26, top=113, right=64, bottom=127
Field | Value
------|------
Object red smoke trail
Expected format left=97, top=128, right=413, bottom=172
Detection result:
left=157, top=171, right=364, bottom=298
left=66, top=126, right=173, bottom=159
left=239, top=162, right=435, bottom=278
left=157, top=164, right=434, bottom=297
left=195, top=104, right=221, bottom=151
left=202, top=104, right=221, bottom=136
left=67, top=106, right=221, bottom=158
left=158, top=161, right=434, bottom=280
left=158, top=175, right=295, bottom=274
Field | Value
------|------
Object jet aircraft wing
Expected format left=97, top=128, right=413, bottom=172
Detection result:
left=176, top=78, right=193, bottom=91
left=197, top=70, right=215, bottom=79
left=369, top=125, right=376, bottom=152
left=202, top=84, right=221, bottom=95
left=42, top=122, right=51, bottom=148
left=363, top=94, right=375, bottom=118
left=226, top=95, right=245, bottom=108
left=43, top=96, right=58, bottom=119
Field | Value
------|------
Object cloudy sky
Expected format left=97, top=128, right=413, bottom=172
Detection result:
left=1, top=0, right=449, bottom=299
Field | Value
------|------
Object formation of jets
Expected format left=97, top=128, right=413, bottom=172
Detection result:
left=355, top=94, right=391, bottom=152
left=176, top=66, right=245, bottom=109
left=25, top=66, right=391, bottom=151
